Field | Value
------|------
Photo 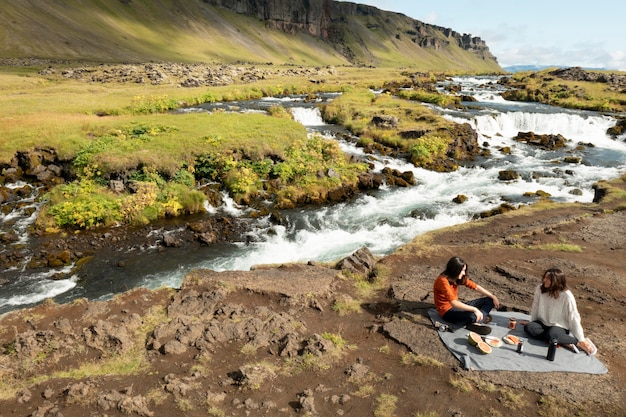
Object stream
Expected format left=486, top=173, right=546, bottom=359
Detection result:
left=1, top=76, right=625, bottom=314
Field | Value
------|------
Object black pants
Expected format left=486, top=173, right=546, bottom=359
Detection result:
left=441, top=297, right=494, bottom=325
left=524, top=320, right=577, bottom=345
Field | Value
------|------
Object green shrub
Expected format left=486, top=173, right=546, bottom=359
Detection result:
left=410, top=134, right=448, bottom=165
left=172, top=169, right=196, bottom=187
left=129, top=167, right=166, bottom=186
left=46, top=182, right=121, bottom=228
left=129, top=95, right=179, bottom=114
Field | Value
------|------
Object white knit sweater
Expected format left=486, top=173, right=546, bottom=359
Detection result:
left=530, top=285, right=585, bottom=342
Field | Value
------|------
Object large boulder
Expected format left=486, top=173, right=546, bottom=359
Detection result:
left=336, top=247, right=377, bottom=277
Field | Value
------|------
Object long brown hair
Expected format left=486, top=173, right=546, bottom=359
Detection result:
left=442, top=256, right=468, bottom=286
left=541, top=268, right=568, bottom=299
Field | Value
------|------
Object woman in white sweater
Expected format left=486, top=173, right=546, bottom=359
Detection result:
left=524, top=268, right=597, bottom=355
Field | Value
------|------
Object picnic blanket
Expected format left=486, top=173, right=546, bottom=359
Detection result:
left=428, top=309, right=607, bottom=374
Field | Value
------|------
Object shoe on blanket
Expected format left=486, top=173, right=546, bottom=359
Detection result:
left=578, top=338, right=597, bottom=356
left=465, top=323, right=491, bottom=335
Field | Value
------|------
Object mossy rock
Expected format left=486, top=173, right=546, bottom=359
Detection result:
left=453, top=194, right=468, bottom=204
left=498, top=170, right=519, bottom=181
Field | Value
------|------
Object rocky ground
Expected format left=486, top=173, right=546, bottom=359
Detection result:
left=0, top=176, right=625, bottom=417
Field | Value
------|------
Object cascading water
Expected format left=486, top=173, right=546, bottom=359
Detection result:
left=2, top=77, right=625, bottom=314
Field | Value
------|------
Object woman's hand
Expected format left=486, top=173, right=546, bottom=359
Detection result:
left=492, top=295, right=500, bottom=310
left=474, top=308, right=483, bottom=322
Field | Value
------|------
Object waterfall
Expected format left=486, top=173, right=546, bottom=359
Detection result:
left=291, top=107, right=326, bottom=126
left=473, top=111, right=617, bottom=146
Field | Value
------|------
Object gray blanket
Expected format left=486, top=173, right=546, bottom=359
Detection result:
left=428, top=309, right=607, bottom=374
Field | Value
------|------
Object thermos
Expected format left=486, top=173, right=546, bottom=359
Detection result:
left=547, top=339, right=557, bottom=361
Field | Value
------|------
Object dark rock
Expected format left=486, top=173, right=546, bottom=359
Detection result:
left=400, top=129, right=427, bottom=139
left=514, top=131, right=568, bottom=150
left=563, top=156, right=581, bottom=164
left=357, top=172, right=384, bottom=190
left=498, top=170, right=519, bottom=181
left=371, top=115, right=399, bottom=129
left=453, top=194, right=467, bottom=204
left=336, top=247, right=376, bottom=276
left=479, top=203, right=517, bottom=218
left=162, top=232, right=183, bottom=247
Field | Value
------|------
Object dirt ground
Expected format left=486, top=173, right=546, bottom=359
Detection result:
left=0, top=177, right=625, bottom=417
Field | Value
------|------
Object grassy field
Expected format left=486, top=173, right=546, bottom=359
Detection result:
left=3, top=65, right=423, bottom=230
left=503, top=68, right=626, bottom=112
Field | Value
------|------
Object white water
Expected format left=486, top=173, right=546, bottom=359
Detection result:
left=2, top=78, right=625, bottom=311
left=0, top=269, right=78, bottom=308
left=136, top=83, right=626, bottom=291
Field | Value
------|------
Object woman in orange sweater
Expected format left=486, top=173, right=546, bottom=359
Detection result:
left=434, top=256, right=500, bottom=334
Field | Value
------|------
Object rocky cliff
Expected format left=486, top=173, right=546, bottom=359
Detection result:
left=204, top=0, right=497, bottom=63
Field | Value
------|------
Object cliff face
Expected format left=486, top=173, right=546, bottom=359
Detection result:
left=203, top=0, right=497, bottom=63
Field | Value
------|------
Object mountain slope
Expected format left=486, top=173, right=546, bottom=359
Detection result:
left=0, top=0, right=502, bottom=71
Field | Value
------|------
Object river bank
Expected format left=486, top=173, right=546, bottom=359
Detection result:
left=1, top=175, right=624, bottom=416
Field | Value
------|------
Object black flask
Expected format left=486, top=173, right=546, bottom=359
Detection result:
left=547, top=339, right=557, bottom=361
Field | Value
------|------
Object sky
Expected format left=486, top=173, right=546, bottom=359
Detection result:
left=340, top=1, right=626, bottom=71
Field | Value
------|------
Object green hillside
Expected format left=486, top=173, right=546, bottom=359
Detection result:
left=0, top=0, right=503, bottom=72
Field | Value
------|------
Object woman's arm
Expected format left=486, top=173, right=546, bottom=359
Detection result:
left=474, top=284, right=500, bottom=309
left=565, top=291, right=585, bottom=341
left=530, top=285, right=540, bottom=321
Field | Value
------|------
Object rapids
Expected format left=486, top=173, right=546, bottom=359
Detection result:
left=1, top=77, right=625, bottom=313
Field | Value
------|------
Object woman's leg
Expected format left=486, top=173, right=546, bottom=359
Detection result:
left=442, top=308, right=476, bottom=325
left=524, top=320, right=548, bottom=340
left=465, top=297, right=494, bottom=322
left=545, top=326, right=578, bottom=345
left=524, top=322, right=578, bottom=345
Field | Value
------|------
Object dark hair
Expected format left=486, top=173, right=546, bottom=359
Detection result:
left=541, top=268, right=568, bottom=298
left=442, top=256, right=468, bottom=285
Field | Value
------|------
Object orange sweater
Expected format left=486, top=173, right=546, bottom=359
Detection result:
left=433, top=274, right=477, bottom=317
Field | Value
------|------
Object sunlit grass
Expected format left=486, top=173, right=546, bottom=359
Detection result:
left=505, top=69, right=626, bottom=112
left=530, top=243, right=583, bottom=252
left=374, top=393, right=398, bottom=417
left=449, top=376, right=473, bottom=392
left=401, top=352, right=444, bottom=368
left=331, top=295, right=363, bottom=316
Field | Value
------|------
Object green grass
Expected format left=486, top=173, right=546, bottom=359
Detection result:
left=331, top=295, right=363, bottom=316
left=503, top=69, right=626, bottom=112
left=449, top=376, right=473, bottom=392
left=1, top=67, right=379, bottom=229
left=374, top=393, right=398, bottom=417
left=400, top=352, right=444, bottom=368
left=320, top=88, right=460, bottom=169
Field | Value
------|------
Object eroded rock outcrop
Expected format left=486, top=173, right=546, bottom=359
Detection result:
left=204, top=0, right=497, bottom=63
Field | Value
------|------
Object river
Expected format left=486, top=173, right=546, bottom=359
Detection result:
left=1, top=76, right=625, bottom=314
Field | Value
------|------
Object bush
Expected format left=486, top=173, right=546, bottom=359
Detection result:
left=46, top=182, right=121, bottom=228
left=410, top=134, right=448, bottom=165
